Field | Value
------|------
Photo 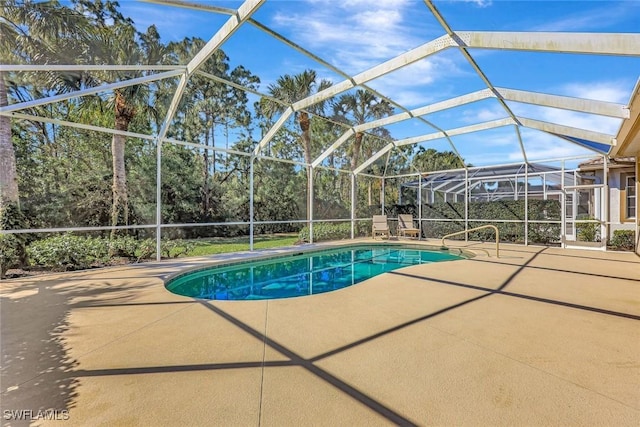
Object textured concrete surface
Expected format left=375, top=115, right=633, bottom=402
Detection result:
left=1, top=240, right=639, bottom=426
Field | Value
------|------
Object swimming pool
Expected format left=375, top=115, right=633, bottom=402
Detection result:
left=166, top=244, right=465, bottom=301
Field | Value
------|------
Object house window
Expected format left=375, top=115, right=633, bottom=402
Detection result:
left=626, top=175, right=636, bottom=219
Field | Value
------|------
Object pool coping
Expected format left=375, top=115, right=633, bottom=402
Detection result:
left=163, top=240, right=473, bottom=289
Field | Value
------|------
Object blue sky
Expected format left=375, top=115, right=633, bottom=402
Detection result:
left=117, top=0, right=640, bottom=168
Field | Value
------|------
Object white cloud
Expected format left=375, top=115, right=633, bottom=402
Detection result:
left=460, top=104, right=506, bottom=123
left=462, top=0, right=493, bottom=8
left=271, top=0, right=431, bottom=74
left=560, top=81, right=629, bottom=104
left=508, top=129, right=594, bottom=162
left=482, top=132, right=516, bottom=147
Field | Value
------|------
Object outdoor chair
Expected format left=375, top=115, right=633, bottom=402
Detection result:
left=398, top=214, right=420, bottom=239
left=372, top=215, right=390, bottom=239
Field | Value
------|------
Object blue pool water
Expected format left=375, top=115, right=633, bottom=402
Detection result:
left=166, top=245, right=464, bottom=301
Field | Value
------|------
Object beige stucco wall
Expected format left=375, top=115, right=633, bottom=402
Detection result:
left=609, top=170, right=636, bottom=234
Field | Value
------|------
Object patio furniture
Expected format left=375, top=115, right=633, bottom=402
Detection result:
left=398, top=214, right=420, bottom=239
left=372, top=215, right=390, bottom=239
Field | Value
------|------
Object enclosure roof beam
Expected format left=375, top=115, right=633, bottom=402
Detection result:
left=293, top=35, right=454, bottom=113
left=517, top=117, right=616, bottom=145
left=353, top=143, right=395, bottom=175
left=496, top=87, right=630, bottom=118
left=0, top=69, right=183, bottom=114
left=351, top=84, right=628, bottom=137
left=447, top=118, right=516, bottom=136
left=433, top=179, right=464, bottom=192
left=395, top=118, right=515, bottom=147
left=1, top=112, right=155, bottom=140
left=454, top=181, right=482, bottom=194
left=456, top=31, right=640, bottom=56
left=355, top=112, right=413, bottom=133
left=394, top=132, right=445, bottom=147
left=312, top=129, right=355, bottom=167
left=253, top=107, right=294, bottom=156
left=410, top=89, right=494, bottom=118
left=354, top=89, right=492, bottom=133
left=185, top=0, right=264, bottom=76
left=437, top=179, right=467, bottom=192
left=514, top=125, right=528, bottom=164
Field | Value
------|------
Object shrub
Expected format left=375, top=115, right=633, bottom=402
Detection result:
left=161, top=239, right=195, bottom=258
left=528, top=223, right=561, bottom=244
left=27, top=233, right=108, bottom=270
left=609, top=229, right=635, bottom=250
left=136, top=239, right=156, bottom=262
left=132, top=238, right=195, bottom=262
left=23, top=234, right=198, bottom=272
left=576, top=219, right=600, bottom=242
left=108, top=236, right=139, bottom=259
left=299, top=222, right=352, bottom=242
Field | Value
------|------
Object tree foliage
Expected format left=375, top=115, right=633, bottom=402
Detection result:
left=2, top=0, right=472, bottom=271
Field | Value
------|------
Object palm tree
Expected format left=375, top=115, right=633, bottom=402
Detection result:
left=260, top=70, right=332, bottom=230
left=75, top=3, right=168, bottom=235
left=332, top=89, right=394, bottom=172
left=260, top=69, right=332, bottom=166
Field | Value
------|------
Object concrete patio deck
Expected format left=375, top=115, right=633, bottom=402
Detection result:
left=1, top=240, right=639, bottom=426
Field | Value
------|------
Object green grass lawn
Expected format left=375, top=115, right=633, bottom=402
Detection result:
left=184, top=233, right=300, bottom=257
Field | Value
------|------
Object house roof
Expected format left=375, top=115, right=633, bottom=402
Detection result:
left=612, top=78, right=640, bottom=158
left=403, top=162, right=574, bottom=190
left=578, top=156, right=636, bottom=171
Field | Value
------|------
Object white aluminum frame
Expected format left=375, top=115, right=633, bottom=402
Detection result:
left=3, top=0, right=638, bottom=256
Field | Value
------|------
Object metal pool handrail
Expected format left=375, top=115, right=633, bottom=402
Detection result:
left=440, top=225, right=500, bottom=258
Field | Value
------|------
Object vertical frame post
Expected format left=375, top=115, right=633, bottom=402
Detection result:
left=561, top=160, right=566, bottom=248
left=381, top=177, right=385, bottom=214
left=603, top=155, right=608, bottom=246
left=249, top=156, right=254, bottom=251
left=351, top=173, right=355, bottom=239
left=418, top=173, right=422, bottom=239
left=309, top=165, right=314, bottom=244
left=155, top=138, right=162, bottom=261
left=524, top=163, right=529, bottom=246
left=464, top=168, right=469, bottom=242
